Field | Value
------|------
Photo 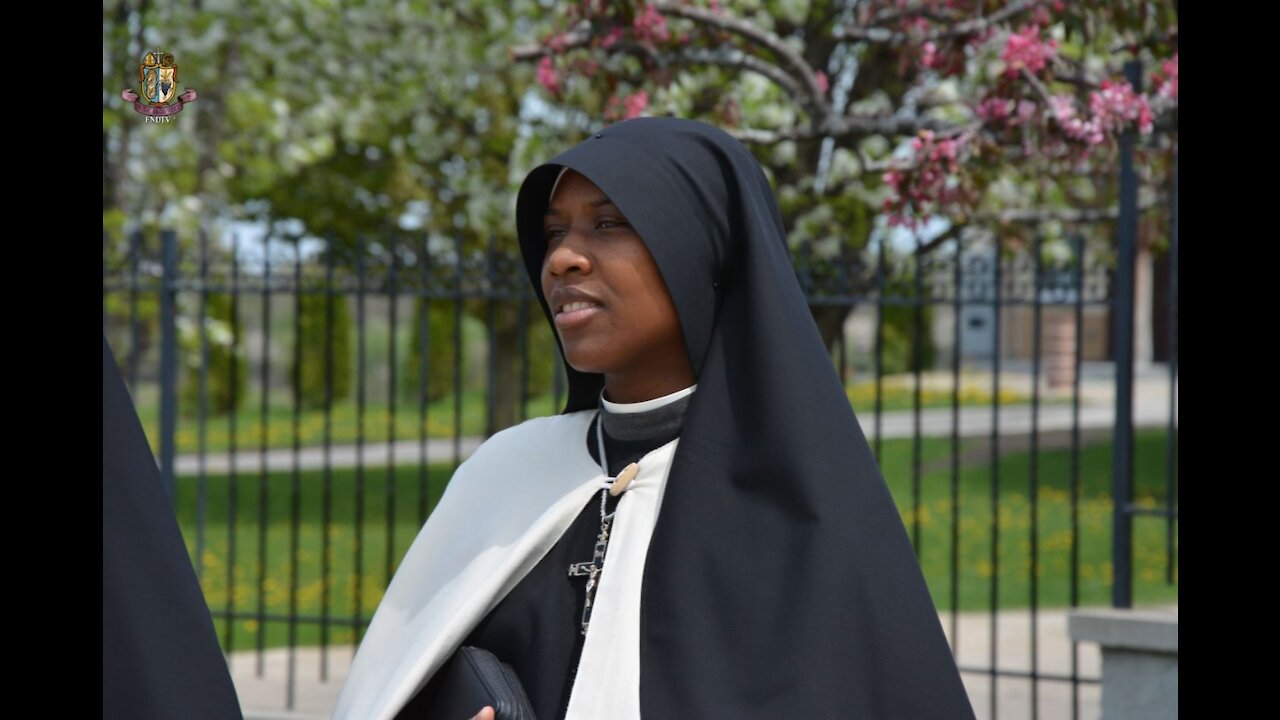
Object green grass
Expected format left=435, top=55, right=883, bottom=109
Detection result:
left=178, top=460, right=457, bottom=653
left=139, top=378, right=1055, bottom=455
left=846, top=375, right=1072, bottom=413
left=179, top=427, right=1176, bottom=653
left=137, top=386, right=568, bottom=455
left=875, top=428, right=1179, bottom=615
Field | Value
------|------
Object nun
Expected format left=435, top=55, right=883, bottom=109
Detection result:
left=332, top=117, right=975, bottom=719
left=103, top=334, right=243, bottom=719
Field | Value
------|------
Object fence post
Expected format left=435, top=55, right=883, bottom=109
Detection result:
left=1111, top=60, right=1142, bottom=608
left=159, top=228, right=179, bottom=506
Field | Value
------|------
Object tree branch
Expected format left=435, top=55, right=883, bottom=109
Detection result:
left=730, top=113, right=961, bottom=145
left=869, top=1, right=963, bottom=27
left=650, top=0, right=830, bottom=124
left=669, top=47, right=803, bottom=98
left=835, top=0, right=1041, bottom=43
left=509, top=19, right=593, bottom=60
left=1020, top=66, right=1054, bottom=105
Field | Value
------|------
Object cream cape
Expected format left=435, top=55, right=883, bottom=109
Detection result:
left=332, top=409, right=680, bottom=720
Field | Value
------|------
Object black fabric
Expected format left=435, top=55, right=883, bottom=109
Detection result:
left=514, top=117, right=975, bottom=717
left=102, top=334, right=243, bottom=719
left=599, top=391, right=692, bottom=441
left=401, top=407, right=682, bottom=720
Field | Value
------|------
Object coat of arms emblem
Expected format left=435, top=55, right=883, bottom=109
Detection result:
left=121, top=49, right=197, bottom=121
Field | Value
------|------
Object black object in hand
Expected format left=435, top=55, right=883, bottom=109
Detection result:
left=427, top=646, right=537, bottom=720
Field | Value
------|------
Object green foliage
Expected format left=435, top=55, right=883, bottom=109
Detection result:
left=179, top=293, right=250, bottom=414
left=290, top=292, right=354, bottom=411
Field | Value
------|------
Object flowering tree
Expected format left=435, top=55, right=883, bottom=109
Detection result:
left=513, top=0, right=1177, bottom=245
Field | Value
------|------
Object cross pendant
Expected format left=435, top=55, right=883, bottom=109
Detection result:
left=567, top=514, right=613, bottom=635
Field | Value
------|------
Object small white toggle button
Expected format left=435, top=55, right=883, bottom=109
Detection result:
left=610, top=463, right=640, bottom=496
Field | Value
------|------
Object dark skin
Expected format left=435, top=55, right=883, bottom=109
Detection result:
left=540, top=169, right=695, bottom=403
left=466, top=172, right=695, bottom=720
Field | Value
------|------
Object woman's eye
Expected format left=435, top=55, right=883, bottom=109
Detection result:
left=544, top=220, right=627, bottom=240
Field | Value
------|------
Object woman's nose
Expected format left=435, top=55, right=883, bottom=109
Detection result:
left=545, top=231, right=592, bottom=277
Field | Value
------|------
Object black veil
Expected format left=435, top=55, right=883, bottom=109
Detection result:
left=516, top=118, right=973, bottom=717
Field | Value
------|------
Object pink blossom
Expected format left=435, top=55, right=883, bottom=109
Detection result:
left=1155, top=52, right=1178, bottom=101
left=977, top=97, right=1014, bottom=122
left=935, top=138, right=958, bottom=164
left=537, top=56, right=561, bottom=94
left=1089, top=80, right=1154, bottom=135
left=815, top=70, right=829, bottom=95
left=881, top=130, right=972, bottom=230
left=980, top=97, right=1038, bottom=128
left=1002, top=25, right=1057, bottom=77
left=602, top=26, right=624, bottom=49
left=1050, top=93, right=1105, bottom=145
left=922, top=41, right=940, bottom=69
left=633, top=3, right=670, bottom=44
left=1048, top=94, right=1076, bottom=122
left=1138, top=102, right=1153, bottom=134
left=605, top=90, right=650, bottom=121
left=1016, top=100, right=1037, bottom=123
left=623, top=90, right=649, bottom=119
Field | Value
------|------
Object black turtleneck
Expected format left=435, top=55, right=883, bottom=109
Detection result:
left=398, top=390, right=694, bottom=720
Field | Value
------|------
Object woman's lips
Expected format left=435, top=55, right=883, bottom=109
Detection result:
left=554, top=302, right=603, bottom=329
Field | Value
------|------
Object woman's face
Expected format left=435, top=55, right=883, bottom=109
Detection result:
left=540, top=169, right=693, bottom=401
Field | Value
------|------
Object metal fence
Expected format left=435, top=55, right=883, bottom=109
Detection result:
left=102, top=136, right=1177, bottom=719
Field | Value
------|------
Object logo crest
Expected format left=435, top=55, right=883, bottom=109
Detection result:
left=121, top=49, right=197, bottom=121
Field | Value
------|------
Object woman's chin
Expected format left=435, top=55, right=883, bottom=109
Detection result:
left=561, top=347, right=610, bottom=375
